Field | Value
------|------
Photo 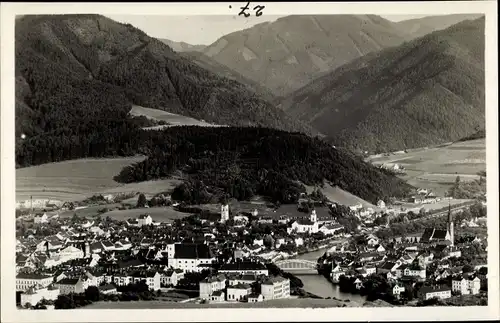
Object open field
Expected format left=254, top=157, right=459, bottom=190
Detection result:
left=391, top=198, right=473, bottom=214
left=130, top=105, right=225, bottom=129
left=100, top=206, right=191, bottom=223
left=16, top=157, right=182, bottom=204
left=58, top=204, right=122, bottom=219
left=366, top=139, right=485, bottom=196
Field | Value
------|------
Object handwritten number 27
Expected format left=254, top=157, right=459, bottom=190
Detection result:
left=239, top=2, right=265, bottom=17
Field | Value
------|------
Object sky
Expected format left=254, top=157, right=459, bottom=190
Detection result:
left=106, top=14, right=430, bottom=46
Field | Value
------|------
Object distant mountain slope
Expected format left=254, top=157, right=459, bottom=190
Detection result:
left=279, top=17, right=485, bottom=154
left=15, top=14, right=312, bottom=167
left=159, top=38, right=206, bottom=52
left=179, top=51, right=277, bottom=101
left=202, top=15, right=410, bottom=96
left=396, top=14, right=484, bottom=40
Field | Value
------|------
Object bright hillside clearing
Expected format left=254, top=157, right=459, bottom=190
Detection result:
left=100, top=206, right=190, bottom=223
left=366, top=139, right=485, bottom=197
left=130, top=105, right=225, bottom=129
left=16, top=157, right=181, bottom=203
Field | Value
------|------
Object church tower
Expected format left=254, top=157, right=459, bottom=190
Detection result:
left=310, top=209, right=317, bottom=223
left=221, top=204, right=229, bottom=223
left=448, top=203, right=454, bottom=246
left=84, top=241, right=90, bottom=258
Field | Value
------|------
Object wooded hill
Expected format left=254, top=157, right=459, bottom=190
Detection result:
left=15, top=14, right=312, bottom=165
left=279, top=17, right=485, bottom=154
left=113, top=126, right=413, bottom=205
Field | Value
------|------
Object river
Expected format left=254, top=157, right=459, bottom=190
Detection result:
left=294, top=248, right=367, bottom=303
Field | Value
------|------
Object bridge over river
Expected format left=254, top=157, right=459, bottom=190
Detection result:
left=274, top=259, right=318, bottom=274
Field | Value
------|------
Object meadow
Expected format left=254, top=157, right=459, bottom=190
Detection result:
left=129, top=105, right=225, bottom=129
left=16, top=157, right=181, bottom=204
left=100, top=206, right=190, bottom=223
left=366, top=139, right=486, bottom=196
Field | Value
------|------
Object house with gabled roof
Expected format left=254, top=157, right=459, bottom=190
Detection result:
left=166, top=243, right=216, bottom=272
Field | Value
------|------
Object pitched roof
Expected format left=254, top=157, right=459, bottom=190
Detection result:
left=16, top=273, right=52, bottom=280
left=297, top=219, right=314, bottom=226
left=57, top=278, right=81, bottom=285
left=174, top=243, right=213, bottom=259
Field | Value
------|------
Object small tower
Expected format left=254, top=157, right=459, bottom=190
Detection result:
left=448, top=203, right=454, bottom=246
left=221, top=204, right=229, bottom=223
left=84, top=241, right=90, bottom=258
left=310, top=209, right=317, bottom=223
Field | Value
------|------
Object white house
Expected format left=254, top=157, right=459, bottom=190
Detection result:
left=392, top=284, right=405, bottom=298
left=199, top=274, right=227, bottom=300
left=55, top=277, right=86, bottom=295
left=138, top=214, right=153, bottom=227
left=260, top=276, right=290, bottom=301
left=59, top=245, right=84, bottom=261
left=161, top=269, right=184, bottom=287
left=16, top=274, right=54, bottom=292
left=319, top=223, right=344, bottom=236
left=288, top=210, right=319, bottom=234
left=377, top=200, right=386, bottom=209
left=227, top=283, right=252, bottom=302
left=34, top=213, right=49, bottom=224
left=419, top=286, right=451, bottom=300
left=166, top=243, right=216, bottom=272
left=209, top=290, right=225, bottom=303
left=452, top=276, right=481, bottom=295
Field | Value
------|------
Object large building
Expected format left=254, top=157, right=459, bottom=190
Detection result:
left=452, top=275, right=481, bottom=295
left=288, top=210, right=319, bottom=234
left=55, top=277, right=86, bottom=295
left=199, top=274, right=227, bottom=300
left=420, top=204, right=455, bottom=246
left=260, top=276, right=290, bottom=300
left=218, top=261, right=269, bottom=276
left=418, top=285, right=452, bottom=300
left=166, top=243, right=216, bottom=272
left=16, top=273, right=54, bottom=292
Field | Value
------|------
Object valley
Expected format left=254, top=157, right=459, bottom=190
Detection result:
left=11, top=11, right=491, bottom=312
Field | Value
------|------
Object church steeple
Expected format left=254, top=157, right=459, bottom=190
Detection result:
left=448, top=202, right=454, bottom=246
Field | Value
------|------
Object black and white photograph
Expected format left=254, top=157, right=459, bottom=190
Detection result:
left=1, top=1, right=498, bottom=322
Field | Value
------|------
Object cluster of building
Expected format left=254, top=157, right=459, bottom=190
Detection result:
left=17, top=202, right=343, bottom=307
left=325, top=209, right=487, bottom=301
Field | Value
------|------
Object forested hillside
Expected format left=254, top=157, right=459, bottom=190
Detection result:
left=15, top=14, right=311, bottom=167
left=279, top=17, right=485, bottom=154
left=112, top=127, right=412, bottom=205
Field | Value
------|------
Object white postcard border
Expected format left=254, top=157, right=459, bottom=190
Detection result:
left=1, top=2, right=498, bottom=322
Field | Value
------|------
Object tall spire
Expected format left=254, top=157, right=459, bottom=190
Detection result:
left=448, top=202, right=454, bottom=246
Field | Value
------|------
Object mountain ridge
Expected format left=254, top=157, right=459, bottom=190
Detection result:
left=201, top=15, right=411, bottom=96
left=15, top=14, right=314, bottom=168
left=279, top=17, right=485, bottom=154
left=15, top=14, right=311, bottom=140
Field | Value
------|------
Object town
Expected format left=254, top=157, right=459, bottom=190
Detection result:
left=15, top=185, right=488, bottom=309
